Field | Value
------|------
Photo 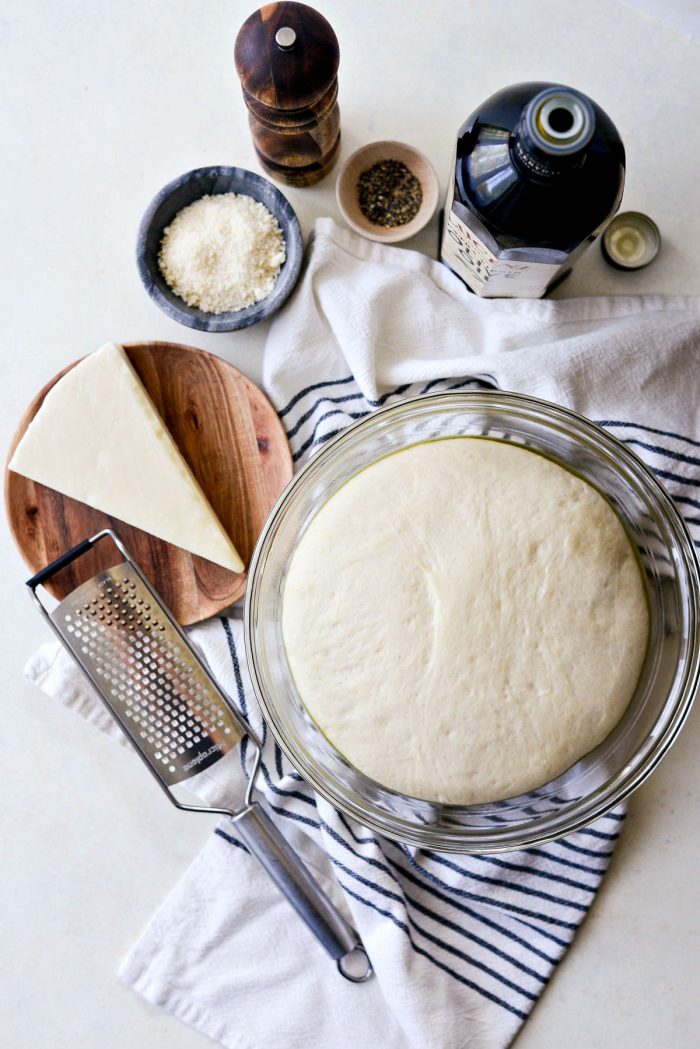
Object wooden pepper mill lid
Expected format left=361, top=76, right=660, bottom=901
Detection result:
left=234, top=2, right=341, bottom=185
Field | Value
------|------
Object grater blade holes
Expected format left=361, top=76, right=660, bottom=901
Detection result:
left=53, top=566, right=240, bottom=784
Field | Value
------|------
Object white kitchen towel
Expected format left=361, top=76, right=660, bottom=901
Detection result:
left=25, top=218, right=700, bottom=1049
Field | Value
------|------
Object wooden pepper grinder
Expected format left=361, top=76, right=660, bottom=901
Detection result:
left=234, top=2, right=340, bottom=187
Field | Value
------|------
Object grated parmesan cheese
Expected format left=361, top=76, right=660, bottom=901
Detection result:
left=158, top=193, right=286, bottom=314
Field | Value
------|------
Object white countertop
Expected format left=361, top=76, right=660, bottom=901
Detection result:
left=2, top=1, right=699, bottom=1046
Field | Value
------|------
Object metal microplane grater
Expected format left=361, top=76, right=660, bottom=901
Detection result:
left=28, top=529, right=371, bottom=982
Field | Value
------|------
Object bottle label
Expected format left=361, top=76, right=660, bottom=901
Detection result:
left=440, top=169, right=565, bottom=298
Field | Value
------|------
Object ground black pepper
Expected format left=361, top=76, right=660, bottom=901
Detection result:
left=357, top=159, right=422, bottom=228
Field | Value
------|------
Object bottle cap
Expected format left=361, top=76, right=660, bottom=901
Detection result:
left=601, top=212, right=661, bottom=270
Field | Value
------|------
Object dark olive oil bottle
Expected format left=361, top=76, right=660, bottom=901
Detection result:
left=440, top=82, right=625, bottom=298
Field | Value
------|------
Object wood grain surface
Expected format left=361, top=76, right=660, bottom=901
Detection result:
left=5, top=341, right=292, bottom=625
left=234, top=1, right=341, bottom=185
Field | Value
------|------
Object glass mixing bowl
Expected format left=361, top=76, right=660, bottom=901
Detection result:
left=244, top=392, right=700, bottom=852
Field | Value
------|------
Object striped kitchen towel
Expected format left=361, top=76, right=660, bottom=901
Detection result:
left=25, top=219, right=700, bottom=1049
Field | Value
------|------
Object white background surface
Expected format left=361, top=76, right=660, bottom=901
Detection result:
left=2, top=1, right=699, bottom=1047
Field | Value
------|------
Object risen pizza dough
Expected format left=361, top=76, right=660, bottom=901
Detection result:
left=281, top=438, right=649, bottom=804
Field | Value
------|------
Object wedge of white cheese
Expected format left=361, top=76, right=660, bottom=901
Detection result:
left=9, top=342, right=244, bottom=574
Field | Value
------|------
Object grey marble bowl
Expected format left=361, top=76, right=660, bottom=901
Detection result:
left=136, top=166, right=303, bottom=332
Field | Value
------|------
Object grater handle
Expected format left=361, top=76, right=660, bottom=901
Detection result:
left=233, top=802, right=372, bottom=982
left=27, top=537, right=98, bottom=589
left=26, top=528, right=126, bottom=592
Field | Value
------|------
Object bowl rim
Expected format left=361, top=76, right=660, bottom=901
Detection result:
left=335, top=140, right=440, bottom=243
left=136, top=165, right=303, bottom=333
left=244, top=390, right=700, bottom=852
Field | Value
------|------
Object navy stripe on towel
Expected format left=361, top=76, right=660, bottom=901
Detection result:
left=279, top=375, right=356, bottom=419
left=598, top=419, right=700, bottom=451
left=339, top=882, right=530, bottom=1021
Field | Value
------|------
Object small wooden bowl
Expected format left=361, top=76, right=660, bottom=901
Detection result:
left=335, top=141, right=439, bottom=244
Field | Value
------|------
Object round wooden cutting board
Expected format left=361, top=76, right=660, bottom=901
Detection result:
left=5, top=341, right=293, bottom=625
